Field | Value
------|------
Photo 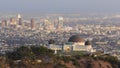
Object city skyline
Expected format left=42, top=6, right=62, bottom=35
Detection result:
left=0, top=0, right=120, bottom=13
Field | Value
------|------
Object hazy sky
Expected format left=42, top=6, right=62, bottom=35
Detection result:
left=1, top=0, right=120, bottom=13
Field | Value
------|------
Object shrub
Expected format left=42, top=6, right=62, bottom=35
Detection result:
left=62, top=56, right=71, bottom=63
left=71, top=58, right=80, bottom=66
left=54, top=62, right=66, bottom=68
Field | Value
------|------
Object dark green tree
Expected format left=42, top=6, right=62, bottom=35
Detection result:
left=31, top=46, right=54, bottom=56
left=6, top=46, right=35, bottom=60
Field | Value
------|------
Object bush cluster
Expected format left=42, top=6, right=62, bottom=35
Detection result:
left=6, top=46, right=54, bottom=60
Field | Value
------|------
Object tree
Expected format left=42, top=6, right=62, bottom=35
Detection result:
left=31, top=46, right=54, bottom=56
left=6, top=46, right=35, bottom=60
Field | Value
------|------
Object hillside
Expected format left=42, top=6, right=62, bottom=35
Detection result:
left=0, top=46, right=119, bottom=68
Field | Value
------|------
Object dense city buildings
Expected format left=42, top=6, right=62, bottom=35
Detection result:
left=0, top=13, right=120, bottom=60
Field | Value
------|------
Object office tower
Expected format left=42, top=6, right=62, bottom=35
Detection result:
left=57, top=16, right=64, bottom=29
left=30, top=18, right=35, bottom=29
left=10, top=17, right=14, bottom=23
left=10, top=17, right=17, bottom=25
left=43, top=19, right=55, bottom=30
left=1, top=20, right=7, bottom=28
left=17, top=14, right=22, bottom=26
left=43, top=19, right=49, bottom=30
left=10, top=17, right=17, bottom=28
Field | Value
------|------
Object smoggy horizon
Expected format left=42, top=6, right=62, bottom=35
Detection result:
left=0, top=0, right=120, bottom=14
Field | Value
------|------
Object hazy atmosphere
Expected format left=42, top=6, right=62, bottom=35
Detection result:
left=0, top=0, right=120, bottom=13
left=0, top=0, right=120, bottom=68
